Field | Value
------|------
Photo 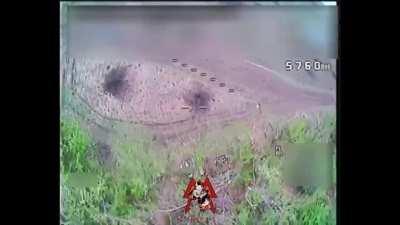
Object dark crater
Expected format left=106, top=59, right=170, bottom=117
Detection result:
left=183, top=87, right=212, bottom=114
left=103, top=66, right=130, bottom=100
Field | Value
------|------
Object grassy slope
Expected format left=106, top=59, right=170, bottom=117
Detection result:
left=233, top=113, right=336, bottom=225
left=61, top=112, right=336, bottom=225
left=61, top=118, right=166, bottom=225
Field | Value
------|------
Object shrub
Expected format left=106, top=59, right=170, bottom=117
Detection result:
left=280, top=205, right=299, bottom=225
left=237, top=204, right=252, bottom=225
left=286, top=119, right=313, bottom=144
left=110, top=182, right=136, bottom=218
left=61, top=119, right=160, bottom=224
left=247, top=189, right=263, bottom=209
left=237, top=140, right=254, bottom=164
left=61, top=174, right=110, bottom=225
left=295, top=191, right=335, bottom=225
left=234, top=140, right=255, bottom=186
left=284, top=114, right=336, bottom=144
left=319, top=113, right=336, bottom=144
left=262, top=209, right=280, bottom=225
left=259, top=155, right=282, bottom=196
left=114, top=140, right=166, bottom=203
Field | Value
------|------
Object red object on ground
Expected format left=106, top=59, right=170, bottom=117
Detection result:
left=183, top=176, right=217, bottom=214
left=203, top=177, right=217, bottom=198
left=183, top=178, right=196, bottom=199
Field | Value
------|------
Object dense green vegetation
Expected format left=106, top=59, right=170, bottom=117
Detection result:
left=61, top=119, right=93, bottom=174
left=233, top=114, right=336, bottom=225
left=284, top=113, right=336, bottom=144
left=61, top=112, right=336, bottom=225
left=234, top=139, right=255, bottom=186
left=235, top=154, right=335, bottom=225
left=61, top=118, right=165, bottom=225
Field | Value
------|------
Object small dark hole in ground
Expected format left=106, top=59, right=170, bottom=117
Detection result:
left=103, top=66, right=130, bottom=99
left=183, top=89, right=211, bottom=113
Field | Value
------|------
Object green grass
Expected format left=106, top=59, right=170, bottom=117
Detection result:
left=234, top=190, right=335, bottom=225
left=317, top=113, right=336, bottom=144
left=194, top=149, right=206, bottom=173
left=62, top=174, right=110, bottom=225
left=285, top=119, right=313, bottom=144
left=61, top=118, right=165, bottom=224
left=232, top=114, right=336, bottom=225
left=61, top=119, right=92, bottom=174
left=176, top=178, right=189, bottom=204
left=234, top=139, right=255, bottom=186
left=61, top=112, right=336, bottom=225
left=114, top=140, right=166, bottom=202
left=283, top=114, right=336, bottom=144
left=237, top=204, right=252, bottom=225
left=259, top=154, right=282, bottom=196
left=247, top=188, right=263, bottom=209
left=283, top=115, right=336, bottom=224
left=262, top=210, right=280, bottom=225
left=109, top=182, right=137, bottom=217
left=293, top=191, right=335, bottom=225
left=332, top=150, right=336, bottom=185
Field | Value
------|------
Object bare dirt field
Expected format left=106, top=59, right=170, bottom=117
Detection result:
left=63, top=56, right=334, bottom=147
